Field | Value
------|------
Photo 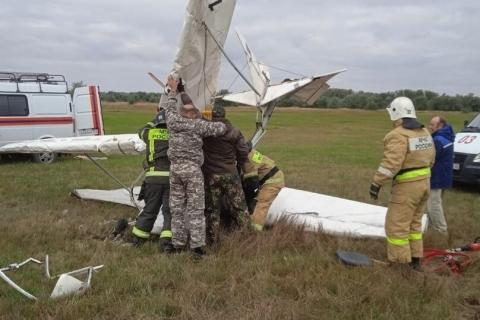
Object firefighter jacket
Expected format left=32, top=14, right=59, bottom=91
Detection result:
left=243, top=149, right=284, bottom=186
left=373, top=124, right=435, bottom=186
left=202, top=118, right=250, bottom=175
left=139, top=122, right=170, bottom=184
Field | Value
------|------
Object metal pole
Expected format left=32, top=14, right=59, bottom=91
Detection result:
left=203, top=22, right=261, bottom=97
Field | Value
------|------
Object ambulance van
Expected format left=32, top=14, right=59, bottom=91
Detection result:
left=453, top=112, right=480, bottom=185
left=0, top=72, right=104, bottom=163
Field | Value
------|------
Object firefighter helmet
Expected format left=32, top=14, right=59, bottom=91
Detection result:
left=386, top=97, right=416, bottom=121
left=152, top=109, right=166, bottom=126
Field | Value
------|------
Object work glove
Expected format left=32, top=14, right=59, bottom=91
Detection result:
left=369, top=183, right=381, bottom=200
left=243, top=176, right=260, bottom=201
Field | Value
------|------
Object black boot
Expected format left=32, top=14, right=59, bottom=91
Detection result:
left=191, top=247, right=206, bottom=260
left=131, top=236, right=146, bottom=248
left=161, top=238, right=174, bottom=254
left=409, top=257, right=423, bottom=271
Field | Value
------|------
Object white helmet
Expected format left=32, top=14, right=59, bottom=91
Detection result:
left=386, top=97, right=416, bottom=121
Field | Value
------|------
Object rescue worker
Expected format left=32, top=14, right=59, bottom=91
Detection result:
left=243, top=147, right=285, bottom=231
left=203, top=104, right=250, bottom=244
left=164, top=74, right=227, bottom=258
left=131, top=109, right=173, bottom=252
left=369, top=97, right=435, bottom=270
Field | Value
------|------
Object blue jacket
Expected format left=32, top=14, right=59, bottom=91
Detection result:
left=431, top=124, right=455, bottom=189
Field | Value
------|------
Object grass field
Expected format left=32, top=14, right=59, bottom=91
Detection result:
left=1, top=104, right=479, bottom=319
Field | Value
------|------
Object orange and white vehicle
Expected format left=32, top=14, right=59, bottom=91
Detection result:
left=0, top=72, right=104, bottom=163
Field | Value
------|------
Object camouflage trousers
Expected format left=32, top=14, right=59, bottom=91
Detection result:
left=205, top=173, right=248, bottom=244
left=170, top=162, right=206, bottom=249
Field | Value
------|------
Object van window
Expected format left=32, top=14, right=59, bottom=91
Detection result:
left=32, top=95, right=68, bottom=115
left=0, top=95, right=29, bottom=116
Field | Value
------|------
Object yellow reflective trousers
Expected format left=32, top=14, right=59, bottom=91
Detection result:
left=385, top=179, right=430, bottom=263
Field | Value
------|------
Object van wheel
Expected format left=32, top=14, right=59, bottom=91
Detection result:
left=32, top=152, right=57, bottom=164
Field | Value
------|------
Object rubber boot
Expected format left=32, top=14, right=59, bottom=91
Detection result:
left=131, top=236, right=146, bottom=248
left=161, top=238, right=174, bottom=254
left=409, top=257, right=423, bottom=272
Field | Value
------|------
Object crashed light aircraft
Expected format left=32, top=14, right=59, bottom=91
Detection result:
left=0, top=0, right=426, bottom=240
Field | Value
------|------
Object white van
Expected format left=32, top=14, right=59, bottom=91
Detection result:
left=453, top=112, right=480, bottom=184
left=0, top=72, right=104, bottom=163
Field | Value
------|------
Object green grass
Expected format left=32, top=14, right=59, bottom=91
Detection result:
left=0, top=104, right=479, bottom=319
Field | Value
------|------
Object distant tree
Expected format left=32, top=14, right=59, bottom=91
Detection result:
left=68, top=80, right=86, bottom=95
left=95, top=87, right=479, bottom=111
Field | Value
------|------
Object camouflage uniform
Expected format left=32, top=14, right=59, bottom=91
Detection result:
left=203, top=112, right=250, bottom=244
left=132, top=114, right=171, bottom=243
left=164, top=92, right=226, bottom=249
left=205, top=173, right=247, bottom=243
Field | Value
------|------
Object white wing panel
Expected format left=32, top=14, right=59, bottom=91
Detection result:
left=236, top=30, right=270, bottom=102
left=292, top=70, right=346, bottom=105
left=173, top=0, right=236, bottom=111
left=72, top=186, right=426, bottom=239
left=221, top=90, right=258, bottom=106
left=267, top=187, right=428, bottom=238
left=0, top=134, right=145, bottom=155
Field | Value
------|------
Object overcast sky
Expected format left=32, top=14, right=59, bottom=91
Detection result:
left=1, top=0, right=479, bottom=95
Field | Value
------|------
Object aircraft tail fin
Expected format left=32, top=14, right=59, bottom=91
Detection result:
left=236, top=30, right=270, bottom=104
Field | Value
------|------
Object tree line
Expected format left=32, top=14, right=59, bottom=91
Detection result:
left=94, top=86, right=480, bottom=112
left=276, top=89, right=480, bottom=112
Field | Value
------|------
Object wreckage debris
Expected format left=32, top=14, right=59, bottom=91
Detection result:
left=0, top=255, right=103, bottom=300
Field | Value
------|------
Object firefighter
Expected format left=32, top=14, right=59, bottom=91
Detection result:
left=131, top=109, right=173, bottom=252
left=369, top=97, right=435, bottom=270
left=243, top=147, right=285, bottom=231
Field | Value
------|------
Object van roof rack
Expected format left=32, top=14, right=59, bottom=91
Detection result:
left=0, top=72, right=66, bottom=83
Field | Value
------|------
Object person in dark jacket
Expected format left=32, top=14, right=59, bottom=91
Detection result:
left=427, top=116, right=455, bottom=233
left=203, top=105, right=250, bottom=244
left=132, top=109, right=173, bottom=251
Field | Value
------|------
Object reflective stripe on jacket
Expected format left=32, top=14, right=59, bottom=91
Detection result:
left=139, top=124, right=170, bottom=184
left=373, top=125, right=435, bottom=186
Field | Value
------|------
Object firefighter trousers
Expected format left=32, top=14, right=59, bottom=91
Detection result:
left=385, top=179, right=430, bottom=263
left=133, top=182, right=171, bottom=239
left=251, top=180, right=284, bottom=228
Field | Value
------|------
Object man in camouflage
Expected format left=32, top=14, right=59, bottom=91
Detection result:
left=203, top=105, right=250, bottom=244
left=131, top=109, right=173, bottom=252
left=165, top=75, right=227, bottom=258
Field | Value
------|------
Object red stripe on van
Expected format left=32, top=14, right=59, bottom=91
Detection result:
left=0, top=117, right=73, bottom=126
left=89, top=86, right=100, bottom=134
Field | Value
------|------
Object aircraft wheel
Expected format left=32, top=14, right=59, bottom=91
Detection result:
left=32, top=152, right=57, bottom=164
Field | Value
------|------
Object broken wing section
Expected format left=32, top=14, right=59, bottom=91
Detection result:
left=236, top=30, right=270, bottom=103
left=290, top=69, right=347, bottom=105
left=173, top=0, right=236, bottom=111
left=222, top=69, right=346, bottom=107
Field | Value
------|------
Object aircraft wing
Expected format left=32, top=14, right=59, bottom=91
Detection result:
left=222, top=69, right=346, bottom=107
left=0, top=134, right=145, bottom=155
left=173, top=0, right=236, bottom=111
left=290, top=70, right=347, bottom=105
left=72, top=186, right=428, bottom=239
